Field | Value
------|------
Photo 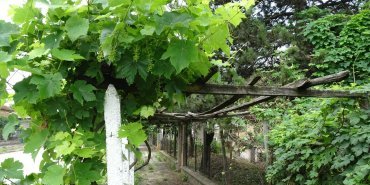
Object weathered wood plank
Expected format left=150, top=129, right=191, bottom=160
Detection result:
left=201, top=76, right=261, bottom=114
left=185, top=84, right=365, bottom=98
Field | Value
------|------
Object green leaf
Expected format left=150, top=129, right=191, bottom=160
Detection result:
left=65, top=15, right=89, bottom=42
left=118, top=122, right=147, bottom=147
left=42, top=31, right=63, bottom=49
left=28, top=47, right=49, bottom=59
left=11, top=4, right=39, bottom=24
left=0, top=158, right=24, bottom=180
left=13, top=78, right=39, bottom=104
left=70, top=80, right=96, bottom=105
left=140, top=25, right=155, bottom=36
left=203, top=23, right=230, bottom=55
left=51, top=48, right=84, bottom=61
left=30, top=73, right=63, bottom=99
left=54, top=141, right=76, bottom=157
left=0, top=51, right=12, bottom=63
left=115, top=56, right=149, bottom=85
left=42, top=165, right=65, bottom=185
left=24, top=129, right=49, bottom=159
left=152, top=60, right=175, bottom=79
left=0, top=20, right=19, bottom=47
left=154, top=12, right=193, bottom=34
left=140, top=106, right=155, bottom=118
left=2, top=114, right=19, bottom=140
left=161, top=39, right=199, bottom=73
left=73, top=162, right=100, bottom=185
left=0, top=51, right=12, bottom=79
left=74, top=148, right=96, bottom=158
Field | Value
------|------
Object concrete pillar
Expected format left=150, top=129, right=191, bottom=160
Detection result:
left=104, top=85, right=134, bottom=185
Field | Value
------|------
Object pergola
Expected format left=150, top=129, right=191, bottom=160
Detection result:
left=147, top=70, right=368, bottom=174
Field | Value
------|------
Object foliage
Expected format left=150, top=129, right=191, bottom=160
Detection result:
left=304, top=9, right=370, bottom=83
left=0, top=158, right=24, bottom=182
left=0, top=0, right=253, bottom=184
left=2, top=114, right=19, bottom=140
left=266, top=97, right=370, bottom=185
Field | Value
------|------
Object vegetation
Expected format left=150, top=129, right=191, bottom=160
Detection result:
left=0, top=0, right=253, bottom=184
left=0, top=0, right=369, bottom=185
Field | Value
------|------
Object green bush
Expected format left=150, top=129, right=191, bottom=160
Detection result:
left=211, top=141, right=222, bottom=154
left=266, top=98, right=370, bottom=185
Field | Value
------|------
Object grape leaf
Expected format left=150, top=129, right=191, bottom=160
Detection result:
left=2, top=114, right=19, bottom=141
left=0, top=63, right=9, bottom=79
left=0, top=21, right=19, bottom=47
left=74, top=148, right=96, bottom=158
left=0, top=51, right=12, bottom=79
left=11, top=4, right=39, bottom=24
left=13, top=78, right=39, bottom=104
left=30, top=73, right=63, bottom=99
left=54, top=141, right=76, bottom=157
left=140, top=25, right=155, bottom=36
left=65, top=15, right=89, bottom=42
left=73, top=162, right=100, bottom=185
left=42, top=165, right=65, bottom=185
left=152, top=60, right=175, bottom=79
left=42, top=32, right=63, bottom=49
left=203, top=23, right=230, bottom=55
left=161, top=39, right=199, bottom=73
left=0, top=158, right=24, bottom=180
left=28, top=47, right=49, bottom=59
left=118, top=122, right=147, bottom=147
left=154, top=12, right=193, bottom=34
left=70, top=80, right=96, bottom=105
left=24, top=129, right=49, bottom=159
left=115, top=56, right=149, bottom=85
left=140, top=106, right=155, bottom=118
left=51, top=48, right=84, bottom=61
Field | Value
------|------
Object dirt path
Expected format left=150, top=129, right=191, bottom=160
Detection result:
left=137, top=151, right=192, bottom=185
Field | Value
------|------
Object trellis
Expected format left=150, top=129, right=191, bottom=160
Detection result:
left=104, top=70, right=368, bottom=185
left=148, top=70, right=368, bottom=178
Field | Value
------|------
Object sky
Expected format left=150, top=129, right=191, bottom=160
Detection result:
left=0, top=0, right=30, bottom=93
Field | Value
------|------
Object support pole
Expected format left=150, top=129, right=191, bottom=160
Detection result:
left=104, top=84, right=134, bottom=185
left=263, top=121, right=270, bottom=165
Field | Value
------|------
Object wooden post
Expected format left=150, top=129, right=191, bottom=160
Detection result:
left=157, top=128, right=163, bottom=150
left=177, top=123, right=188, bottom=168
left=263, top=121, right=270, bottom=165
left=250, top=147, right=256, bottom=163
left=177, top=124, right=183, bottom=168
left=104, top=84, right=134, bottom=185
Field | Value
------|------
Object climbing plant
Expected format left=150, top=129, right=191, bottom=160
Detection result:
left=0, top=0, right=254, bottom=184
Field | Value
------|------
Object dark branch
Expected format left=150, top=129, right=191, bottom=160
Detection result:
left=134, top=140, right=152, bottom=172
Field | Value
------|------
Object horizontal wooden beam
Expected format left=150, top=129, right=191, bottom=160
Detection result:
left=185, top=84, right=366, bottom=98
left=201, top=76, right=261, bottom=114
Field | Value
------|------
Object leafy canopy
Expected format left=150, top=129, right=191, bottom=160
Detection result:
left=0, top=0, right=253, bottom=184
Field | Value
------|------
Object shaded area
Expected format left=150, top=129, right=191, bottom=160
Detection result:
left=137, top=151, right=192, bottom=185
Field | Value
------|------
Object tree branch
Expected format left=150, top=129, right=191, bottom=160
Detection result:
left=134, top=140, right=152, bottom=172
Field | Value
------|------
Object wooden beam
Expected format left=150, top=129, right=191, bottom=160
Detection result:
left=207, top=71, right=354, bottom=115
left=201, top=76, right=261, bottom=114
left=185, top=84, right=365, bottom=98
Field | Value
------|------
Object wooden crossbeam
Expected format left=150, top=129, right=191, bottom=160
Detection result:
left=185, top=84, right=365, bottom=98
left=201, top=76, right=261, bottom=114
left=152, top=71, right=368, bottom=121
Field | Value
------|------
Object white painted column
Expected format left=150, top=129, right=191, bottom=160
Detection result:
left=104, top=84, right=134, bottom=185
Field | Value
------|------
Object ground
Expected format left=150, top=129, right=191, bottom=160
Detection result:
left=0, top=141, right=193, bottom=185
left=136, top=151, right=192, bottom=185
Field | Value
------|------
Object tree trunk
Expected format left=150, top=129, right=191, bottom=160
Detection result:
left=200, top=129, right=214, bottom=177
